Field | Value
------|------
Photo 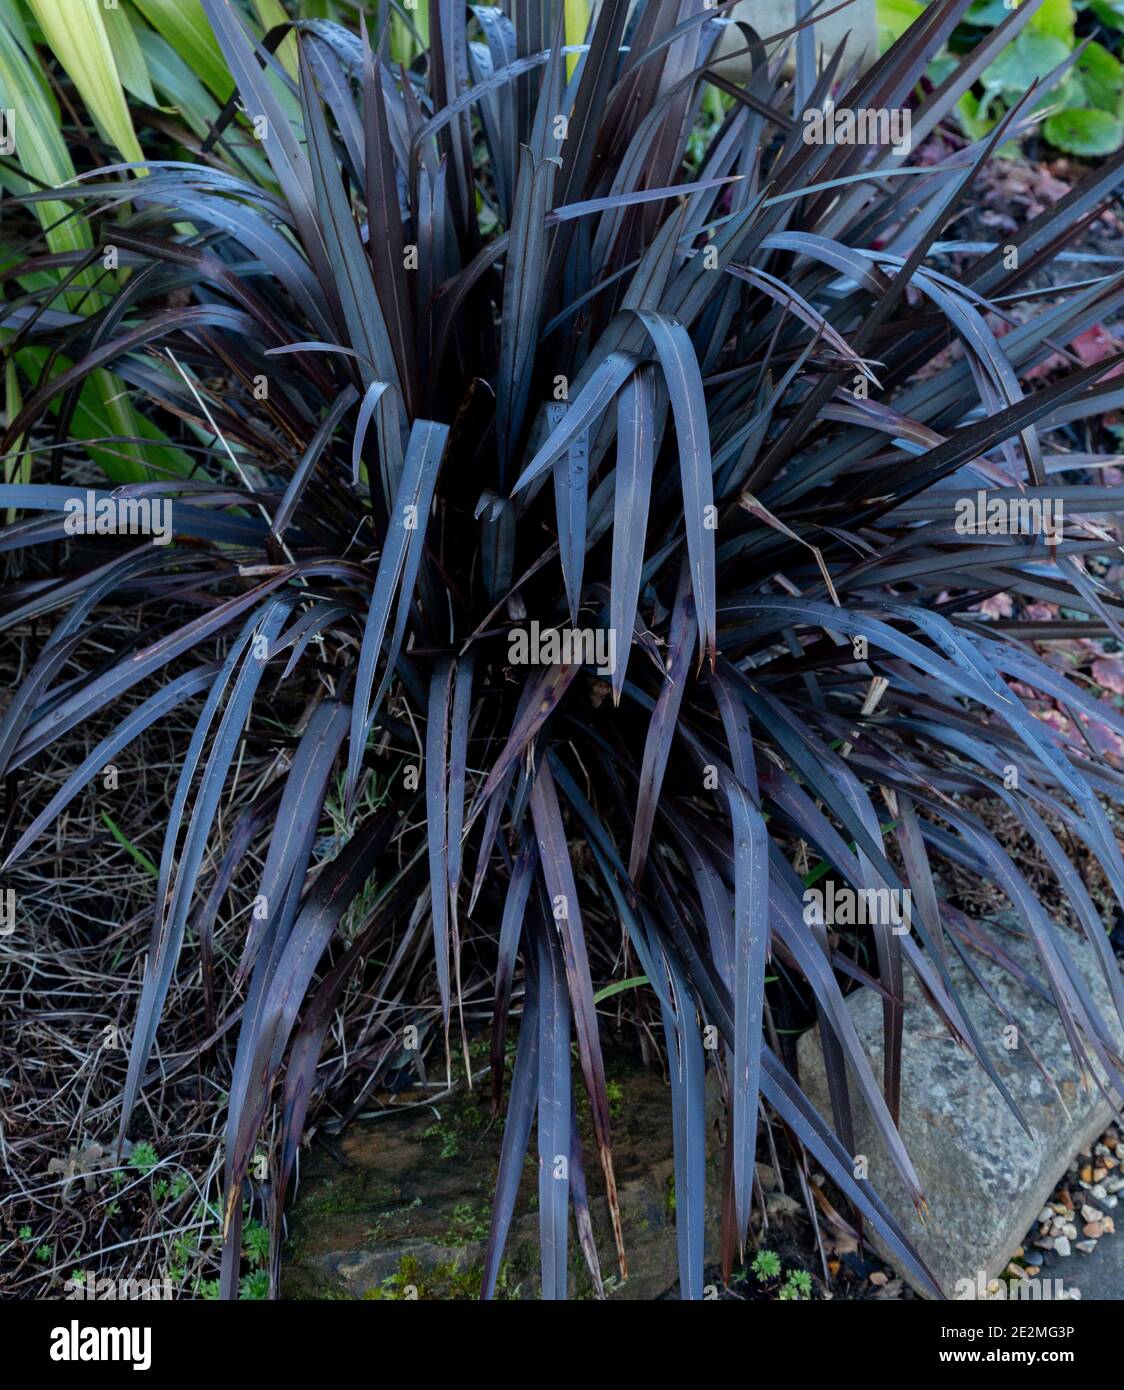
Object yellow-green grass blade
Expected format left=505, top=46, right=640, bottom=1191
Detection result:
left=131, top=0, right=231, bottom=100
left=564, top=0, right=589, bottom=79
left=26, top=0, right=144, bottom=166
left=0, top=14, right=89, bottom=258
left=0, top=16, right=189, bottom=483
left=103, top=0, right=157, bottom=107
left=251, top=0, right=298, bottom=79
left=14, top=348, right=196, bottom=484
left=3, top=357, right=30, bottom=524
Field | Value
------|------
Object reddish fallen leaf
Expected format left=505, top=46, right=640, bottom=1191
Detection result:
left=1072, top=326, right=1124, bottom=376
left=1029, top=325, right=1124, bottom=381
left=977, top=592, right=1014, bottom=619
left=1033, top=708, right=1072, bottom=737
left=1093, top=658, right=1124, bottom=695
left=1081, top=713, right=1124, bottom=764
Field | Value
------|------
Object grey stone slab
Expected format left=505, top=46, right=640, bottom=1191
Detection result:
left=796, top=921, right=1124, bottom=1299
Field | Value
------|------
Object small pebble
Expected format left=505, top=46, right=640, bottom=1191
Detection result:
left=1038, top=1206, right=1054, bottom=1224
left=1083, top=1221, right=1104, bottom=1238
left=1081, top=1165, right=1094, bottom=1183
left=1063, top=1223, right=1078, bottom=1240
left=1093, top=1184, right=1108, bottom=1199
left=1076, top=1240, right=1098, bottom=1255
left=1054, top=1236, right=1072, bottom=1257
left=1082, top=1204, right=1104, bottom=1222
left=1034, top=1237, right=1055, bottom=1251
left=1095, top=1167, right=1108, bottom=1182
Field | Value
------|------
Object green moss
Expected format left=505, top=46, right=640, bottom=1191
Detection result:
left=420, top=1079, right=492, bottom=1159
left=283, top=1172, right=409, bottom=1297
left=422, top=1122, right=462, bottom=1159
left=444, top=1200, right=490, bottom=1246
left=362, top=1253, right=520, bottom=1300
left=293, top=1172, right=390, bottom=1220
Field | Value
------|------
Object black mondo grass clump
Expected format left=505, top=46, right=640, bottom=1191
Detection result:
left=4, top=0, right=1124, bottom=1300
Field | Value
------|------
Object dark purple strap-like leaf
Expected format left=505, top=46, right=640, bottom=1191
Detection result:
left=299, top=42, right=402, bottom=399
left=548, top=402, right=589, bottom=624
left=468, top=763, right=519, bottom=914
left=894, top=790, right=946, bottom=967
left=492, top=828, right=535, bottom=1111
left=348, top=418, right=449, bottom=801
left=653, top=938, right=706, bottom=1300
left=226, top=700, right=355, bottom=1136
left=219, top=790, right=394, bottom=1293
left=466, top=662, right=579, bottom=827
left=352, top=379, right=390, bottom=486
left=278, top=852, right=425, bottom=1217
left=724, top=775, right=769, bottom=1251
left=708, top=667, right=759, bottom=801
left=273, top=383, right=359, bottom=537
left=530, top=758, right=627, bottom=1276
left=537, top=915, right=572, bottom=1300
left=120, top=596, right=297, bottom=1145
left=199, top=2, right=334, bottom=299
left=427, top=655, right=455, bottom=1038
left=15, top=572, right=299, bottom=765
left=0, top=546, right=160, bottom=781
left=234, top=692, right=352, bottom=987
left=770, top=879, right=925, bottom=1204
left=631, top=309, right=716, bottom=666
left=510, top=349, right=644, bottom=494
left=361, top=16, right=418, bottom=414
left=482, top=965, right=539, bottom=1301
left=760, top=1048, right=943, bottom=1298
left=193, top=781, right=285, bottom=1029
left=610, top=363, right=657, bottom=704
left=497, top=148, right=560, bottom=479
left=628, top=566, right=697, bottom=881
left=466, top=657, right=540, bottom=913
left=569, top=1098, right=604, bottom=1299
left=447, top=653, right=475, bottom=939
left=2, top=664, right=218, bottom=869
